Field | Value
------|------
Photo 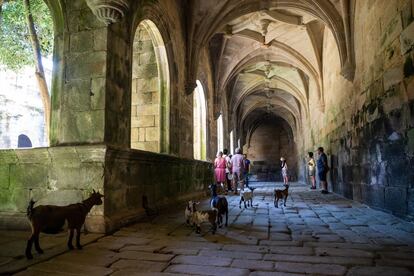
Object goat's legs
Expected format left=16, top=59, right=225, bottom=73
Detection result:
left=68, top=228, right=75, bottom=250
left=217, top=214, right=222, bottom=228
left=275, top=198, right=279, bottom=208
left=225, top=210, right=228, bottom=227
left=284, top=195, right=288, bottom=207
left=25, top=233, right=35, bottom=259
left=76, top=227, right=82, bottom=249
left=211, top=223, right=217, bottom=235
left=34, top=234, right=43, bottom=254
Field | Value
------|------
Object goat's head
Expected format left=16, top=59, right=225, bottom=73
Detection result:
left=89, top=189, right=104, bottom=205
left=186, top=200, right=200, bottom=213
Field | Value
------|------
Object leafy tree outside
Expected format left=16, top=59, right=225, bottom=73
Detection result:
left=0, top=0, right=54, bottom=141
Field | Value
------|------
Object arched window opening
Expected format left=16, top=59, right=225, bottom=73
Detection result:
left=131, top=19, right=170, bottom=153
left=0, top=0, right=54, bottom=149
left=230, top=130, right=234, bottom=155
left=193, top=80, right=207, bottom=160
left=217, top=114, right=223, bottom=153
left=17, top=134, right=32, bottom=148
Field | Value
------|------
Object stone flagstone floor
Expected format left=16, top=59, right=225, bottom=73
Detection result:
left=2, top=182, right=414, bottom=275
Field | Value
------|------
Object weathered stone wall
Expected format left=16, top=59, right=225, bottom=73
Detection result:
left=309, top=0, right=414, bottom=220
left=0, top=145, right=105, bottom=232
left=104, top=147, right=213, bottom=231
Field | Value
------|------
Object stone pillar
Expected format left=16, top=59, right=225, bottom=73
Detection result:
left=50, top=0, right=108, bottom=146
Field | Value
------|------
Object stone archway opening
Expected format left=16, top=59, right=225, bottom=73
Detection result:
left=244, top=111, right=297, bottom=182
left=193, top=80, right=207, bottom=160
left=131, top=19, right=170, bottom=153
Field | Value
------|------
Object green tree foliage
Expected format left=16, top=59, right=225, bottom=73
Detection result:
left=0, top=0, right=53, bottom=71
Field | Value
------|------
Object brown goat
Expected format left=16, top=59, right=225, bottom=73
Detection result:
left=274, top=185, right=289, bottom=208
left=25, top=190, right=103, bottom=259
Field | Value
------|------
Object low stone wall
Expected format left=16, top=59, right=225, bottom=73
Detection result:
left=103, top=147, right=213, bottom=232
left=0, top=145, right=214, bottom=233
left=0, top=145, right=106, bottom=232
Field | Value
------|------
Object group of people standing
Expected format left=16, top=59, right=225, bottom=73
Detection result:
left=214, top=148, right=250, bottom=195
left=214, top=146, right=330, bottom=194
left=307, top=147, right=329, bottom=194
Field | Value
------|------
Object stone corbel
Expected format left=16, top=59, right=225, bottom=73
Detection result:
left=341, top=59, right=355, bottom=81
left=85, top=0, right=130, bottom=25
left=185, top=80, right=197, bottom=95
left=340, top=0, right=355, bottom=81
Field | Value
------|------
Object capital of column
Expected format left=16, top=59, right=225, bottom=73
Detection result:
left=85, top=0, right=130, bottom=25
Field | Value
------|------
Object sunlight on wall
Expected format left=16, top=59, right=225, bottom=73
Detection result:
left=217, top=114, right=223, bottom=153
left=230, top=130, right=234, bottom=155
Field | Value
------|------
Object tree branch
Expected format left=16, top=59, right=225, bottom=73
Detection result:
left=23, top=0, right=50, bottom=142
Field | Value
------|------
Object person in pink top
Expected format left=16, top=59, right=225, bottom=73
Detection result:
left=230, top=147, right=245, bottom=194
left=214, top=151, right=227, bottom=192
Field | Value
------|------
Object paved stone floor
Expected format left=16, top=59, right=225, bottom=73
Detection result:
left=2, top=182, right=414, bottom=275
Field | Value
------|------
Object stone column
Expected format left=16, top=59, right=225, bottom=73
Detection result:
left=50, top=0, right=108, bottom=146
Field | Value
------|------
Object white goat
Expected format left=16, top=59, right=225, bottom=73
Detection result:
left=239, top=187, right=254, bottom=208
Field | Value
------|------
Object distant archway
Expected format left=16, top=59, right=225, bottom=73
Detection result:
left=17, top=134, right=32, bottom=148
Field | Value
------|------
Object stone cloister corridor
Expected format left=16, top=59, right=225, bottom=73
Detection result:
left=0, top=0, right=414, bottom=275
left=2, top=183, right=414, bottom=275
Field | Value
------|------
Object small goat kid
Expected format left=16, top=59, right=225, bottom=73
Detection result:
left=239, top=187, right=254, bottom=208
left=185, top=201, right=217, bottom=234
left=25, top=190, right=103, bottom=259
left=274, top=185, right=289, bottom=208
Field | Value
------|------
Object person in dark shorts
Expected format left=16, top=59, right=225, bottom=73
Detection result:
left=317, top=147, right=328, bottom=194
left=243, top=154, right=251, bottom=188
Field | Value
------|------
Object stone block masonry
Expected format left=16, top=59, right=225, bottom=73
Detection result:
left=0, top=145, right=106, bottom=232
left=0, top=145, right=213, bottom=233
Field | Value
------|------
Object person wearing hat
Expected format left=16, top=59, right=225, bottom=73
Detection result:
left=280, top=157, right=288, bottom=186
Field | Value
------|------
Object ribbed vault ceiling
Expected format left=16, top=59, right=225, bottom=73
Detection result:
left=193, top=0, right=352, bottom=145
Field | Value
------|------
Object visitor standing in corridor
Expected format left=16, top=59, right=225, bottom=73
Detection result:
left=243, top=154, right=251, bottom=188
left=280, top=157, right=288, bottom=186
left=308, top=152, right=316, bottom=189
left=223, top=149, right=232, bottom=192
left=214, top=151, right=226, bottom=193
left=230, top=148, right=245, bottom=194
left=317, top=147, right=329, bottom=194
